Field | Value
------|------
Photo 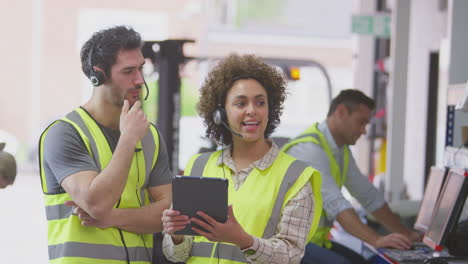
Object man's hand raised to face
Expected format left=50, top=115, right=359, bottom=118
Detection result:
left=119, top=100, right=149, bottom=144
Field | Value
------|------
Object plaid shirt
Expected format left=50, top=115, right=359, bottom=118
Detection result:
left=163, top=143, right=314, bottom=264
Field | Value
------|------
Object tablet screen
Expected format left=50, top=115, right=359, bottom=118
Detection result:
left=172, top=175, right=228, bottom=236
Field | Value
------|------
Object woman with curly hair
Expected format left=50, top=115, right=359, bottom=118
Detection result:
left=161, top=54, right=322, bottom=264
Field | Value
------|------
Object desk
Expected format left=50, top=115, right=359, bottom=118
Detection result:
left=365, top=243, right=468, bottom=264
left=370, top=252, right=468, bottom=264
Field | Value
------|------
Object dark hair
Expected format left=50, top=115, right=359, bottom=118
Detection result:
left=197, top=54, right=287, bottom=145
left=327, top=89, right=375, bottom=117
left=80, top=25, right=142, bottom=79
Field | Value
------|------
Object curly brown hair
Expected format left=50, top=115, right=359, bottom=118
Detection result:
left=197, top=54, right=287, bottom=145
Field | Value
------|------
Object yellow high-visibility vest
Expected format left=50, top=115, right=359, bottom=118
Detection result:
left=183, top=149, right=322, bottom=264
left=282, top=123, right=349, bottom=248
left=39, top=107, right=160, bottom=264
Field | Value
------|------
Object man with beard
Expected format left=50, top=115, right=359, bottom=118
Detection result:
left=38, top=25, right=172, bottom=264
left=283, top=89, right=421, bottom=264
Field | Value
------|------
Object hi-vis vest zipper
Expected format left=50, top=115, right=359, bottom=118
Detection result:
left=182, top=150, right=322, bottom=264
left=39, top=107, right=160, bottom=264
left=282, top=122, right=349, bottom=249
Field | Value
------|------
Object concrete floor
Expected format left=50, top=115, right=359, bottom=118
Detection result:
left=0, top=171, right=49, bottom=263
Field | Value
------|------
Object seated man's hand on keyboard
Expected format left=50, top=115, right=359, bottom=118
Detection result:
left=375, top=233, right=413, bottom=249
left=407, top=230, right=424, bottom=242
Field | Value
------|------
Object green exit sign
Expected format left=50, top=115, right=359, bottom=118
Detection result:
left=352, top=14, right=391, bottom=38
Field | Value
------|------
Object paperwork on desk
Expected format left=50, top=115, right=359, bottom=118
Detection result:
left=455, top=81, right=468, bottom=112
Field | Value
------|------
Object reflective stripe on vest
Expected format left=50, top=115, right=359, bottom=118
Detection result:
left=185, top=150, right=321, bottom=264
left=45, top=203, right=74, bottom=221
left=190, top=152, right=211, bottom=176
left=67, top=110, right=102, bottom=171
left=39, top=108, right=159, bottom=263
left=48, top=242, right=150, bottom=262
left=190, top=241, right=213, bottom=258
left=282, top=123, right=349, bottom=248
left=190, top=242, right=247, bottom=263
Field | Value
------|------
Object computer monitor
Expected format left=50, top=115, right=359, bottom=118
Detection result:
left=423, top=168, right=468, bottom=251
left=414, top=167, right=448, bottom=233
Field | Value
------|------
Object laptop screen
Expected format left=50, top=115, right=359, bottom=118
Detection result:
left=423, top=168, right=468, bottom=251
left=414, top=167, right=448, bottom=233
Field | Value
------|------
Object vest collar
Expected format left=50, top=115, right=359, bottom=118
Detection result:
left=318, top=121, right=345, bottom=154
left=216, top=141, right=279, bottom=172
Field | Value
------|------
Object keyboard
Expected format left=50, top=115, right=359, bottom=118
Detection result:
left=382, top=249, right=433, bottom=262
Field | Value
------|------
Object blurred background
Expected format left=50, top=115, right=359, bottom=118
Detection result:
left=1, top=0, right=467, bottom=262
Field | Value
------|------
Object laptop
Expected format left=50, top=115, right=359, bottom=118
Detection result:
left=377, top=167, right=450, bottom=262
left=414, top=167, right=449, bottom=233
left=423, top=168, right=468, bottom=252
left=379, top=168, right=468, bottom=263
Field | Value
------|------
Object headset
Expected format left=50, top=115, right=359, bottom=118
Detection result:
left=88, top=45, right=150, bottom=100
left=213, top=90, right=242, bottom=138
left=88, top=45, right=106, bottom=87
left=213, top=103, right=226, bottom=127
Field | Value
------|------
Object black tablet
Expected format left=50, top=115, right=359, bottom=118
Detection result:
left=172, top=175, right=228, bottom=236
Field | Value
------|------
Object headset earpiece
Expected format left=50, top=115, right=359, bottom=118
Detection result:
left=90, top=69, right=105, bottom=86
left=213, top=89, right=226, bottom=126
left=212, top=89, right=243, bottom=138
left=213, top=107, right=226, bottom=126
left=88, top=46, right=106, bottom=87
left=213, top=103, right=242, bottom=138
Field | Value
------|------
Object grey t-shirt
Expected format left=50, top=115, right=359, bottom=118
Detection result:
left=42, top=119, right=173, bottom=194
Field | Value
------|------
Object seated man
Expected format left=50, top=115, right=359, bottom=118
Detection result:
left=282, top=89, right=421, bottom=264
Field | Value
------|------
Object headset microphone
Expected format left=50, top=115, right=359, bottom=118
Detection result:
left=142, top=77, right=149, bottom=101
left=221, top=119, right=243, bottom=138
left=213, top=109, right=243, bottom=138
